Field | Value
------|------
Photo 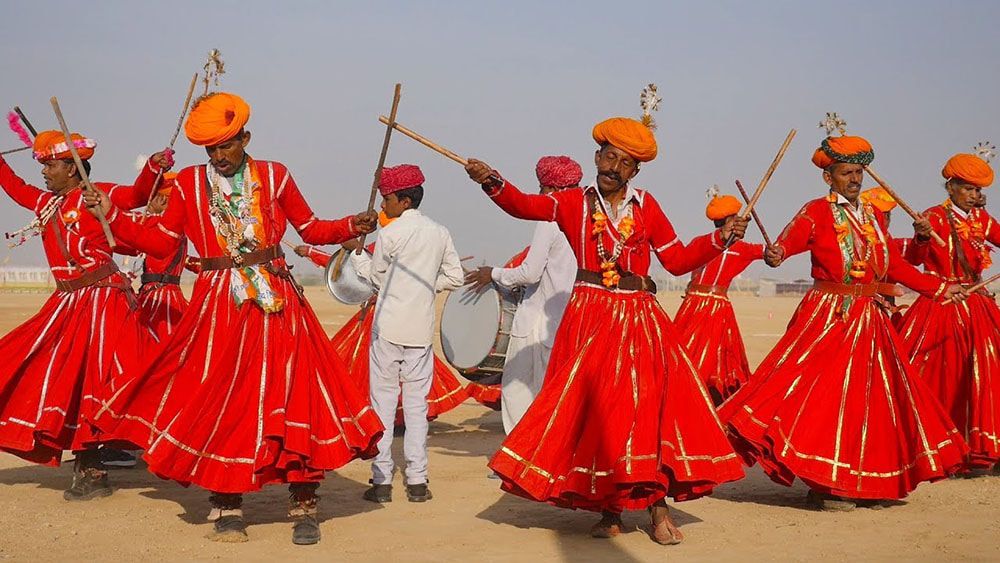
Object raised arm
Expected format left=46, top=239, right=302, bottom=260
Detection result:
left=645, top=194, right=725, bottom=276
left=771, top=204, right=816, bottom=264
left=101, top=188, right=186, bottom=259
left=105, top=152, right=171, bottom=210
left=273, top=163, right=370, bottom=245
left=886, top=239, right=948, bottom=299
left=0, top=154, right=49, bottom=212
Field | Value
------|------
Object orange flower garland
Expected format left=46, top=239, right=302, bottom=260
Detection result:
left=593, top=205, right=635, bottom=288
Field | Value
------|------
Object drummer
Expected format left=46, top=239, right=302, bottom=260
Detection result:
left=465, top=156, right=580, bottom=433
left=349, top=164, right=464, bottom=504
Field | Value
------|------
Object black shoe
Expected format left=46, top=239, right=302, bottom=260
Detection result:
left=406, top=483, right=432, bottom=503
left=292, top=514, right=321, bottom=545
left=363, top=483, right=392, bottom=503
left=63, top=469, right=113, bottom=501
left=208, top=515, right=249, bottom=543
left=98, top=448, right=137, bottom=468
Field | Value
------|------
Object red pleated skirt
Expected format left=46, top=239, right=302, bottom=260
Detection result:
left=897, top=293, right=1000, bottom=468
left=94, top=269, right=383, bottom=493
left=137, top=283, right=188, bottom=345
left=466, top=382, right=501, bottom=411
left=0, top=285, right=142, bottom=465
left=674, top=293, right=752, bottom=404
left=720, top=289, right=968, bottom=500
left=328, top=302, right=468, bottom=425
left=489, top=284, right=744, bottom=513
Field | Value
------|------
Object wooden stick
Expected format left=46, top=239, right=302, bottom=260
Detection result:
left=964, top=272, right=1000, bottom=295
left=141, top=73, right=199, bottom=223
left=735, top=179, right=772, bottom=246
left=49, top=97, right=116, bottom=247
left=331, top=248, right=348, bottom=281
left=726, top=129, right=796, bottom=245
left=378, top=116, right=469, bottom=166
left=13, top=106, right=37, bottom=137
left=1, top=146, right=31, bottom=156
left=357, top=84, right=402, bottom=253
left=864, top=166, right=946, bottom=247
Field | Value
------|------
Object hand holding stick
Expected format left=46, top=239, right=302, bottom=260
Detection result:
left=735, top=179, right=772, bottom=246
left=358, top=84, right=402, bottom=253
left=726, top=129, right=796, bottom=246
left=49, top=97, right=116, bottom=247
left=864, top=166, right=946, bottom=246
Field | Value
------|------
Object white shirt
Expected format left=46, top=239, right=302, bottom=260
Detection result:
left=491, top=221, right=576, bottom=345
left=352, top=209, right=464, bottom=347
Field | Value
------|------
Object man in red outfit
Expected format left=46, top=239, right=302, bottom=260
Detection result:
left=673, top=191, right=764, bottom=404
left=466, top=114, right=748, bottom=546
left=0, top=130, right=170, bottom=499
left=720, top=126, right=969, bottom=511
left=896, top=148, right=1000, bottom=474
left=85, top=92, right=381, bottom=545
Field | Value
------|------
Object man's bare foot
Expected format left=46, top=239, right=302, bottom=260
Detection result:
left=590, top=511, right=623, bottom=538
left=648, top=503, right=684, bottom=545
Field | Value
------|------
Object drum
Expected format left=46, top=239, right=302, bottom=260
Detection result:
left=325, top=248, right=374, bottom=305
left=440, top=284, right=520, bottom=383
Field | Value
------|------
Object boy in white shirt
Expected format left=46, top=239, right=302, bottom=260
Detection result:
left=351, top=164, right=464, bottom=503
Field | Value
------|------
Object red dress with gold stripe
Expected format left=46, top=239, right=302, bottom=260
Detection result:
left=673, top=241, right=764, bottom=404
left=896, top=204, right=1000, bottom=468
left=484, top=180, right=744, bottom=512
left=719, top=195, right=968, bottom=500
left=136, top=235, right=190, bottom=344
left=0, top=155, right=159, bottom=464
left=93, top=159, right=382, bottom=493
left=303, top=245, right=468, bottom=424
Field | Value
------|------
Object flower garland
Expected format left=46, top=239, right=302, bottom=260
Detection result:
left=943, top=199, right=992, bottom=270
left=592, top=204, right=635, bottom=287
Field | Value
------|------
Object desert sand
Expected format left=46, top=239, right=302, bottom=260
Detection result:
left=0, top=288, right=997, bottom=562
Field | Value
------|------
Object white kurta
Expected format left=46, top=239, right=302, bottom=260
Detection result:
left=491, top=220, right=575, bottom=433
left=352, top=208, right=464, bottom=485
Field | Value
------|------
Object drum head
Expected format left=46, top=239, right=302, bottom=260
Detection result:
left=326, top=249, right=374, bottom=305
left=440, top=286, right=502, bottom=371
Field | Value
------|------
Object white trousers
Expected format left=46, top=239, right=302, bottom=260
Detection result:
left=369, top=334, right=433, bottom=485
left=500, top=323, right=552, bottom=434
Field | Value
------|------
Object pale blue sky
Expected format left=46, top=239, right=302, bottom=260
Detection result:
left=2, top=1, right=998, bottom=278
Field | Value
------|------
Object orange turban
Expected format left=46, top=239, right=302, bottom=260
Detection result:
left=706, top=195, right=742, bottom=220
left=592, top=117, right=657, bottom=162
left=32, top=130, right=96, bottom=162
left=942, top=153, right=993, bottom=188
left=184, top=92, right=251, bottom=146
left=812, top=135, right=874, bottom=169
left=860, top=187, right=896, bottom=212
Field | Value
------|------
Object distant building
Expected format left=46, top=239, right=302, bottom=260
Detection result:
left=0, top=267, right=55, bottom=292
left=758, top=277, right=812, bottom=297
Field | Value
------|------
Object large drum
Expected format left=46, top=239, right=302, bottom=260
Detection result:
left=440, top=284, right=520, bottom=383
left=325, top=248, right=374, bottom=305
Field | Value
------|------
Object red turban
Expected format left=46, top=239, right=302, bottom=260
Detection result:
left=535, top=155, right=583, bottom=188
left=184, top=92, right=251, bottom=147
left=379, top=164, right=424, bottom=196
left=812, top=135, right=874, bottom=169
left=706, top=195, right=742, bottom=220
left=860, top=187, right=896, bottom=212
left=942, top=153, right=993, bottom=188
left=32, top=130, right=96, bottom=162
left=592, top=117, right=657, bottom=162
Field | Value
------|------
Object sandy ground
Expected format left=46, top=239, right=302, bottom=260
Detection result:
left=0, top=288, right=998, bottom=562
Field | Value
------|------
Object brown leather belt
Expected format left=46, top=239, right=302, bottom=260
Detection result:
left=576, top=269, right=657, bottom=293
left=686, top=282, right=728, bottom=297
left=141, top=273, right=181, bottom=286
left=193, top=245, right=283, bottom=271
left=55, top=262, right=120, bottom=292
left=812, top=280, right=879, bottom=297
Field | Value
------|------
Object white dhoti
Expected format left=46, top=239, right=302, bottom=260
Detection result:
left=369, top=334, right=433, bottom=485
left=501, top=321, right=551, bottom=434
